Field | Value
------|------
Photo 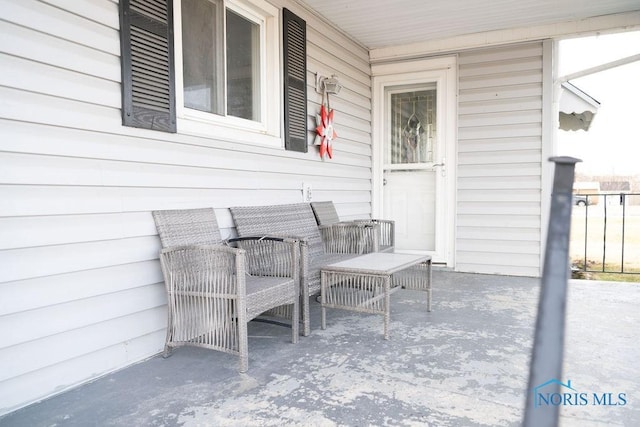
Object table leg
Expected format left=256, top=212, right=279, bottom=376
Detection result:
left=321, top=271, right=327, bottom=330
left=383, top=275, right=391, bottom=340
left=427, top=259, right=432, bottom=312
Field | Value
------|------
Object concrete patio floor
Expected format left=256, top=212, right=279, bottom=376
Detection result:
left=1, top=270, right=638, bottom=426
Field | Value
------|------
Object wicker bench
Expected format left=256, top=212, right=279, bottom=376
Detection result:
left=230, top=203, right=371, bottom=336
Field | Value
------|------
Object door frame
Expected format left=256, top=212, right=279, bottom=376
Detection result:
left=372, top=56, right=457, bottom=266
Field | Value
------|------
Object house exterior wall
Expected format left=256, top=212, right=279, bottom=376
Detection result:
left=0, top=0, right=371, bottom=414
left=456, top=42, right=545, bottom=276
left=0, top=0, right=597, bottom=415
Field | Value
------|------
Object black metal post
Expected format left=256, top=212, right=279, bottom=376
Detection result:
left=523, top=156, right=581, bottom=427
left=603, top=195, right=608, bottom=272
left=583, top=196, right=588, bottom=272
left=622, top=194, right=626, bottom=273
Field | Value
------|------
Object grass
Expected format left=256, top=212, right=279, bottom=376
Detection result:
left=591, top=272, right=640, bottom=283
left=571, top=260, right=640, bottom=283
left=570, top=204, right=640, bottom=283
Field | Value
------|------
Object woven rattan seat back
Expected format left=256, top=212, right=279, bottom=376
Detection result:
left=153, top=207, right=299, bottom=372
left=310, top=201, right=340, bottom=225
left=310, top=201, right=395, bottom=253
left=153, top=208, right=222, bottom=248
left=230, top=203, right=326, bottom=259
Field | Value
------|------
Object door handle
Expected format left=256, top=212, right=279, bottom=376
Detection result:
left=433, top=158, right=445, bottom=176
left=433, top=157, right=445, bottom=168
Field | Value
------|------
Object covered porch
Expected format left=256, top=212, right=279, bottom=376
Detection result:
left=3, top=0, right=640, bottom=418
left=3, top=270, right=638, bottom=426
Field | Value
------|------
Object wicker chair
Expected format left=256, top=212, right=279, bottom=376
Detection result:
left=311, top=201, right=395, bottom=253
left=153, top=208, right=299, bottom=373
left=230, top=203, right=365, bottom=336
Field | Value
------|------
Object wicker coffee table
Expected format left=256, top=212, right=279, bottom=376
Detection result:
left=320, top=253, right=432, bottom=339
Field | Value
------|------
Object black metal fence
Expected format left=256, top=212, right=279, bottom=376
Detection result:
left=573, top=193, right=640, bottom=275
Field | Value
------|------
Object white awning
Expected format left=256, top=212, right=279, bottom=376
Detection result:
left=559, top=82, right=600, bottom=131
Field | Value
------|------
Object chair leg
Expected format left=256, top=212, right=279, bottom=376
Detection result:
left=238, top=322, right=249, bottom=373
left=163, top=310, right=174, bottom=358
left=162, top=345, right=173, bottom=359
left=302, top=295, right=310, bottom=337
left=291, top=301, right=299, bottom=344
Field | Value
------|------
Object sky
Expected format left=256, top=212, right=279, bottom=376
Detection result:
left=557, top=31, right=640, bottom=177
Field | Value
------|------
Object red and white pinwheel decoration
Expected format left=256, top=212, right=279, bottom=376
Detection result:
left=315, top=104, right=337, bottom=159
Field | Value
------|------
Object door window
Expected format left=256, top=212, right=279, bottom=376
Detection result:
left=388, top=87, right=436, bottom=165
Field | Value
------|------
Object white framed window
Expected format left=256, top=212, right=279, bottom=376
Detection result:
left=174, top=0, right=281, bottom=146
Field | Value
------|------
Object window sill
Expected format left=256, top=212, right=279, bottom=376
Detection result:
left=177, top=114, right=284, bottom=149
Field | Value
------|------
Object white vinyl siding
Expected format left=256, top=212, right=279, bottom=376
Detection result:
left=0, top=0, right=371, bottom=414
left=456, top=42, right=544, bottom=277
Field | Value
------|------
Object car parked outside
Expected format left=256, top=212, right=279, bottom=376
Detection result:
left=573, top=194, right=590, bottom=206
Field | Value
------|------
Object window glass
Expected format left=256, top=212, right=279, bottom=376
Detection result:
left=181, top=0, right=224, bottom=115
left=176, top=0, right=281, bottom=142
left=389, top=87, right=436, bottom=164
left=226, top=9, right=261, bottom=121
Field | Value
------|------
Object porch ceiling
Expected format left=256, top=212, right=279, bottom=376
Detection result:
left=298, top=0, right=640, bottom=49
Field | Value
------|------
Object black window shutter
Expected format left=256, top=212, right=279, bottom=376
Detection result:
left=119, top=0, right=176, bottom=133
left=283, top=8, right=308, bottom=152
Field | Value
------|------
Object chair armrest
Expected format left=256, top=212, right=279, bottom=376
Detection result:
left=371, top=218, right=394, bottom=226
left=159, top=244, right=247, bottom=297
left=354, top=219, right=395, bottom=248
left=228, top=235, right=302, bottom=245
left=318, top=222, right=380, bottom=254
left=227, top=236, right=300, bottom=280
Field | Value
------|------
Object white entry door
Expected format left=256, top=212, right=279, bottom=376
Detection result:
left=373, top=58, right=456, bottom=264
